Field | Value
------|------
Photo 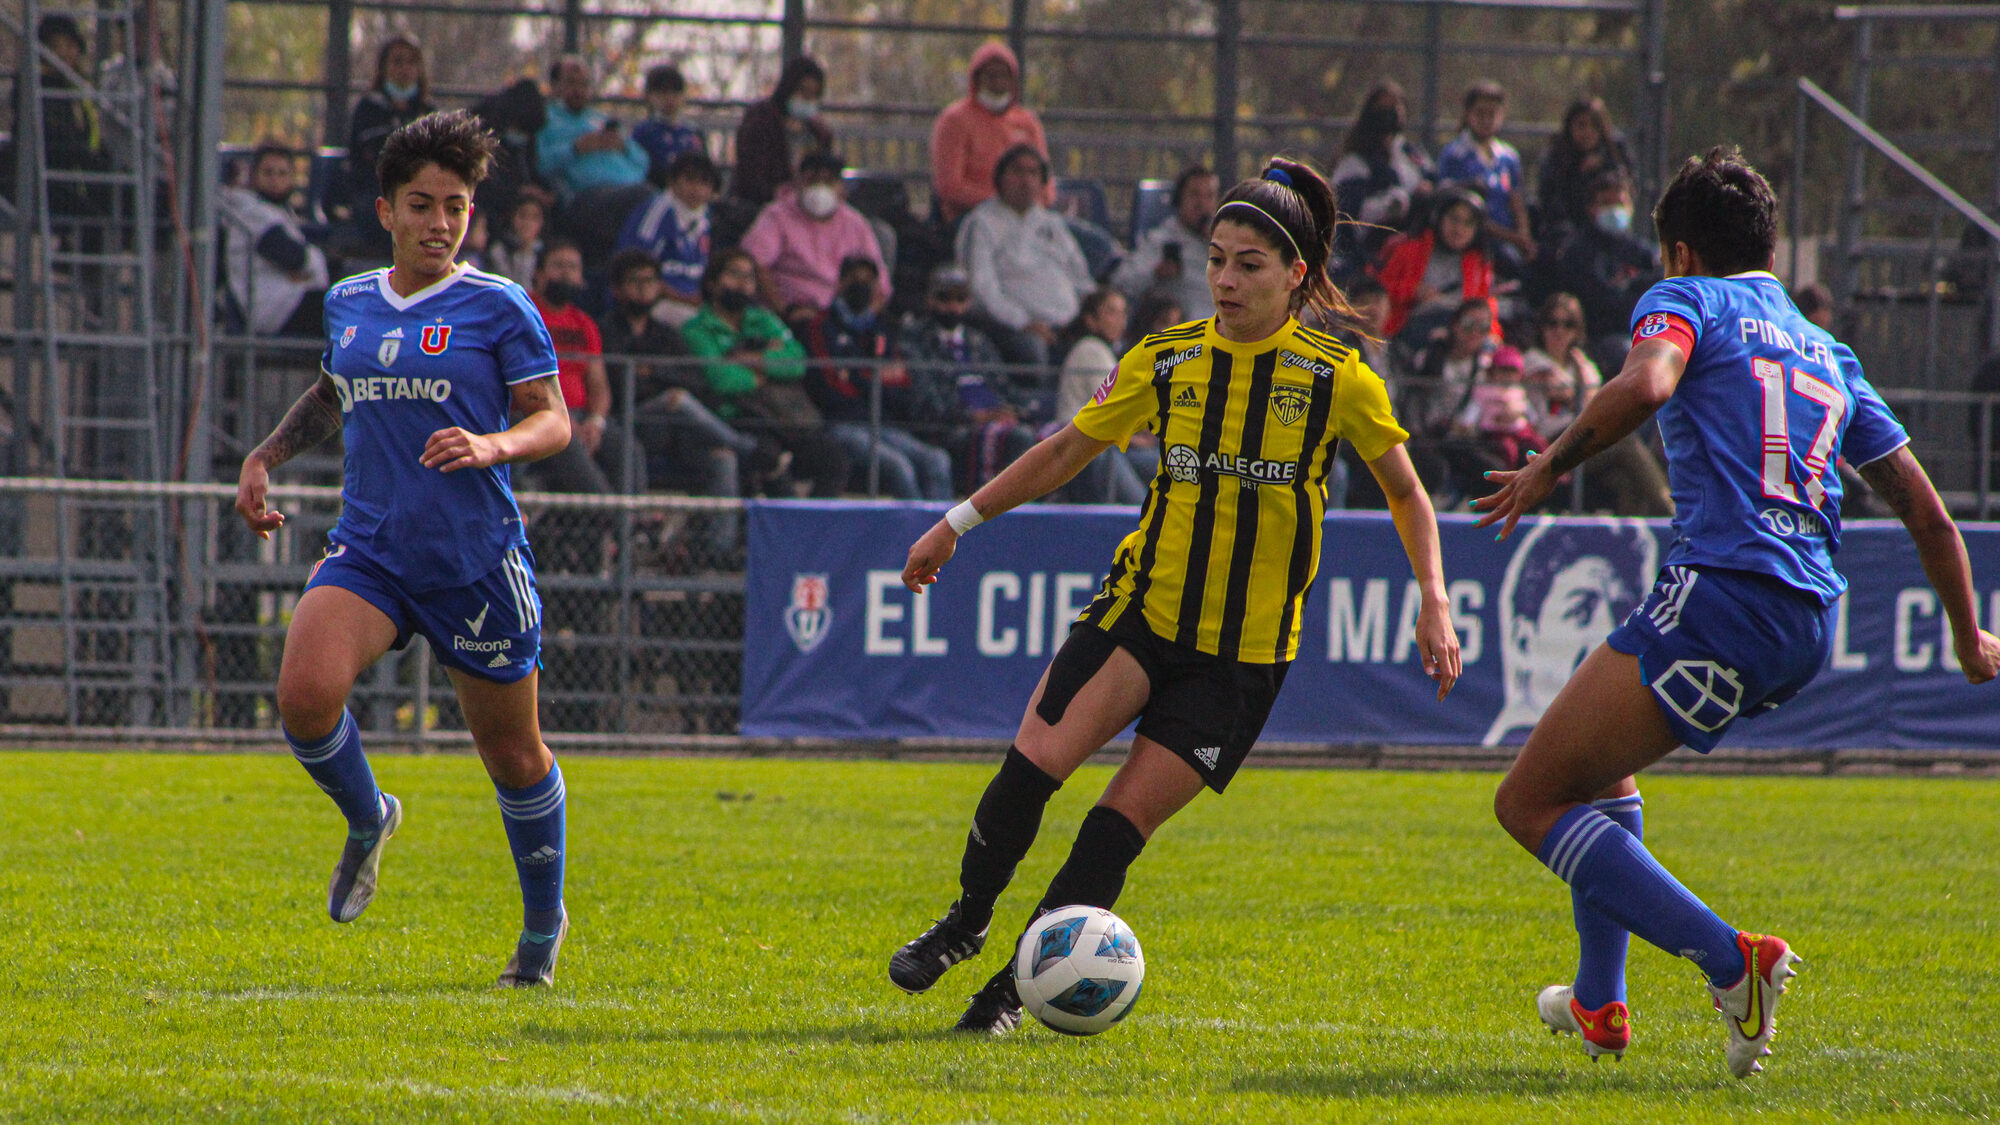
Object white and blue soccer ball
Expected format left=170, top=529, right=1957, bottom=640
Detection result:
left=1012, top=905, right=1145, bottom=1035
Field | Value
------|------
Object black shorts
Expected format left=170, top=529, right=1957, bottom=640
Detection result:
left=1035, top=611, right=1290, bottom=793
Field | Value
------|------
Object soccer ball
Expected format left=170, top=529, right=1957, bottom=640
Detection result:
left=1012, top=905, right=1145, bottom=1035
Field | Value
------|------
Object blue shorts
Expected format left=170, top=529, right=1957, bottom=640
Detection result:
left=1606, top=564, right=1832, bottom=753
left=304, top=542, right=543, bottom=684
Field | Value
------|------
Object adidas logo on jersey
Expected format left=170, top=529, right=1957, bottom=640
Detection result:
left=1191, top=745, right=1220, bottom=769
left=1173, top=385, right=1201, bottom=409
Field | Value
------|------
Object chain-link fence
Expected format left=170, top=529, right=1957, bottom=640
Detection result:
left=0, top=477, right=744, bottom=743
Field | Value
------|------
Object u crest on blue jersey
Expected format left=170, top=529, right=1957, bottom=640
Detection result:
left=421, top=324, right=453, bottom=355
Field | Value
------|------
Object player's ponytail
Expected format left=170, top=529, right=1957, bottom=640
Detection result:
left=1214, top=157, right=1360, bottom=329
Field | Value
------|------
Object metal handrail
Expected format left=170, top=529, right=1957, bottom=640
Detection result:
left=1796, top=77, right=2000, bottom=245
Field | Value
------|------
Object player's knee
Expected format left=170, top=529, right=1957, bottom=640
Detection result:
left=275, top=674, right=347, bottom=739
left=479, top=738, right=553, bottom=788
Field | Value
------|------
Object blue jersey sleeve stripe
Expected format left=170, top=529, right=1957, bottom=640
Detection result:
left=506, top=366, right=561, bottom=385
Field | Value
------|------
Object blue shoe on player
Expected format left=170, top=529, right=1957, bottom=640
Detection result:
left=497, top=909, right=570, bottom=988
left=327, top=793, right=401, bottom=924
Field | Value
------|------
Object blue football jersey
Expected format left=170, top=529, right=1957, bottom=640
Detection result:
left=1630, top=271, right=1909, bottom=602
left=320, top=264, right=560, bottom=592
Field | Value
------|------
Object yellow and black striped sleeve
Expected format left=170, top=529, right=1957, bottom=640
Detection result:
left=1070, top=339, right=1161, bottom=450
left=1332, top=353, right=1409, bottom=462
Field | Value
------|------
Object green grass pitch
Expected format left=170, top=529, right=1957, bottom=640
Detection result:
left=8, top=751, right=2000, bottom=1123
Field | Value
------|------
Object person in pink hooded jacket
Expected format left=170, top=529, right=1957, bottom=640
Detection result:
left=930, top=42, right=1055, bottom=224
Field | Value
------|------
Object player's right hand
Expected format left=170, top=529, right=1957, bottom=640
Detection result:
left=1956, top=628, right=2000, bottom=685
left=902, top=520, right=958, bottom=593
left=235, top=456, right=284, bottom=540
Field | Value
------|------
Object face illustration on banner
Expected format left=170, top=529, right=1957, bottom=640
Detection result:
left=1484, top=518, right=1657, bottom=745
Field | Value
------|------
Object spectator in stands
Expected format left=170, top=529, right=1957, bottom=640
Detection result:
left=1124, top=293, right=1186, bottom=350
left=1536, top=96, right=1634, bottom=250
left=898, top=264, right=1038, bottom=491
left=956, top=144, right=1095, bottom=367
left=1407, top=297, right=1496, bottom=439
left=616, top=151, right=720, bottom=328
left=1327, top=274, right=1403, bottom=382
left=1793, top=282, right=1836, bottom=332
left=219, top=143, right=329, bottom=337
left=536, top=55, right=649, bottom=206
left=1331, top=79, right=1434, bottom=273
left=1520, top=291, right=1600, bottom=434
left=1435, top=80, right=1533, bottom=275
left=1375, top=186, right=1494, bottom=343
left=1455, top=344, right=1546, bottom=473
left=740, top=152, right=890, bottom=329
left=1551, top=169, right=1660, bottom=371
left=18, top=16, right=110, bottom=222
left=527, top=239, right=641, bottom=492
left=633, top=63, right=705, bottom=187
left=930, top=42, right=1053, bottom=226
left=478, top=194, right=544, bottom=286
left=683, top=248, right=849, bottom=497
left=1053, top=288, right=1151, bottom=504
left=468, top=77, right=549, bottom=222
left=1519, top=290, right=1670, bottom=515
left=730, top=56, right=833, bottom=208
left=803, top=256, right=953, bottom=499
left=1112, top=164, right=1218, bottom=320
left=599, top=249, right=758, bottom=544
left=346, top=34, right=434, bottom=236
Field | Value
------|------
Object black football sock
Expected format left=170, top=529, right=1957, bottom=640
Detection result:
left=956, top=746, right=1062, bottom=933
left=1035, top=805, right=1148, bottom=913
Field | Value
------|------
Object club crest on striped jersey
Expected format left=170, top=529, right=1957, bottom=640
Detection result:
left=420, top=324, right=453, bottom=355
left=1269, top=385, right=1310, bottom=426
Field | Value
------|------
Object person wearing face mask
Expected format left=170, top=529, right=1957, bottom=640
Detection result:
left=1537, top=97, right=1636, bottom=252
left=1330, top=79, right=1436, bottom=276
left=342, top=34, right=436, bottom=258
left=930, top=41, right=1055, bottom=225
left=802, top=257, right=954, bottom=500
left=1553, top=170, right=1662, bottom=374
left=896, top=265, right=1038, bottom=491
left=219, top=143, right=330, bottom=336
left=616, top=151, right=721, bottom=328
left=526, top=239, right=641, bottom=493
left=730, top=56, right=835, bottom=208
left=740, top=152, right=890, bottom=331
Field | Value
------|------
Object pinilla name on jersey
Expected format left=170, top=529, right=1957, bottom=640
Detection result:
left=1153, top=345, right=1203, bottom=379
left=1740, top=317, right=1835, bottom=371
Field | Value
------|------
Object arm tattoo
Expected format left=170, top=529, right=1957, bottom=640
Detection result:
left=511, top=375, right=564, bottom=418
left=250, top=374, right=342, bottom=469
left=1543, top=424, right=1598, bottom=477
left=1859, top=450, right=1921, bottom=520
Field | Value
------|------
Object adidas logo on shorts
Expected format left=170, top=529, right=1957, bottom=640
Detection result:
left=487, top=652, right=510, bottom=669
left=1192, top=745, right=1220, bottom=769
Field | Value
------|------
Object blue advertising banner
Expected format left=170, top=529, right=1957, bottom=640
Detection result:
left=743, top=501, right=2000, bottom=749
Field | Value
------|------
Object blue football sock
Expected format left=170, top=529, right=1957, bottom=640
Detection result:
left=1538, top=804, right=1742, bottom=989
left=496, top=760, right=566, bottom=936
left=285, top=709, right=384, bottom=834
left=1571, top=794, right=1643, bottom=1009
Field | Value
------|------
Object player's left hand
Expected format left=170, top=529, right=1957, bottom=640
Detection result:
left=902, top=520, right=958, bottom=593
left=1956, top=627, right=2000, bottom=685
left=421, top=427, right=503, bottom=473
left=1471, top=453, right=1557, bottom=541
left=1415, top=596, right=1462, bottom=701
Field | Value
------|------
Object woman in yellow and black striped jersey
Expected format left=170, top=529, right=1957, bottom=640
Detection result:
left=886, top=156, right=1463, bottom=1033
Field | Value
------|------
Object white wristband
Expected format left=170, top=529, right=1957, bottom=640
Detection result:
left=945, top=499, right=985, bottom=536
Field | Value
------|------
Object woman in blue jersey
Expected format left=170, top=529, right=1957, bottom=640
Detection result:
left=234, top=111, right=578, bottom=987
left=887, top=157, right=1463, bottom=1034
left=1475, top=147, right=2000, bottom=1076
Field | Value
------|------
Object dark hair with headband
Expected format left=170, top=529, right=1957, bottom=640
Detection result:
left=1212, top=157, right=1359, bottom=326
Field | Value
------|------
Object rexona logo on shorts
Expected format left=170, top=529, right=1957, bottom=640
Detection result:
left=453, top=633, right=511, bottom=654
left=1153, top=344, right=1203, bottom=379
left=1279, top=350, right=1337, bottom=380
left=1164, top=444, right=1299, bottom=487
